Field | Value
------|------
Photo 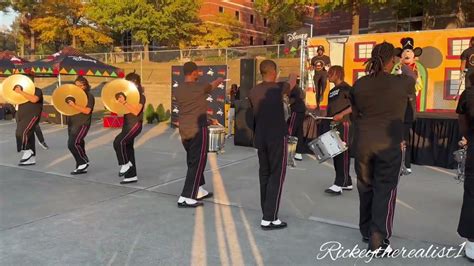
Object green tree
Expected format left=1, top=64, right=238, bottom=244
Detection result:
left=11, top=0, right=43, bottom=53
left=191, top=13, right=242, bottom=48
left=317, top=0, right=388, bottom=35
left=144, top=103, right=155, bottom=124
left=254, top=0, right=314, bottom=43
left=87, top=0, right=200, bottom=61
left=29, top=0, right=112, bottom=51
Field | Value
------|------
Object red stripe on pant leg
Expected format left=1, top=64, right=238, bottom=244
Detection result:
left=385, top=189, right=395, bottom=238
left=273, top=136, right=288, bottom=220
left=191, top=127, right=207, bottom=199
left=343, top=122, right=349, bottom=184
left=388, top=189, right=398, bottom=238
left=22, top=116, right=38, bottom=150
left=75, top=126, right=87, bottom=163
left=120, top=123, right=140, bottom=164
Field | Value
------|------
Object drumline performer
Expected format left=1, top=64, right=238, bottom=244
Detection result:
left=287, top=78, right=306, bottom=161
left=455, top=73, right=474, bottom=262
left=113, top=72, right=146, bottom=184
left=174, top=61, right=224, bottom=208
left=66, top=76, right=95, bottom=175
left=248, top=60, right=297, bottom=230
left=311, top=45, right=331, bottom=110
left=324, top=66, right=353, bottom=195
left=350, top=42, right=415, bottom=255
left=14, top=84, right=43, bottom=166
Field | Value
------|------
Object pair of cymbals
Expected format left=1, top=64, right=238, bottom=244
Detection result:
left=101, top=79, right=140, bottom=115
left=52, top=84, right=88, bottom=116
left=1, top=74, right=35, bottom=104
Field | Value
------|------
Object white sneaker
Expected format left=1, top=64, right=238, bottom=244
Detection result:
left=19, top=156, right=35, bottom=166
left=197, top=186, right=211, bottom=200
left=406, top=168, right=412, bottom=174
left=77, top=163, right=88, bottom=170
left=325, top=185, right=342, bottom=195
left=120, top=176, right=137, bottom=184
left=178, top=196, right=198, bottom=205
left=294, top=153, right=303, bottom=161
left=38, top=141, right=49, bottom=150
left=342, top=185, right=353, bottom=190
left=466, top=240, right=474, bottom=261
left=21, top=150, right=33, bottom=161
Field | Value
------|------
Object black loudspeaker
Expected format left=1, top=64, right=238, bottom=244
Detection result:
left=239, top=58, right=256, bottom=99
left=234, top=99, right=254, bottom=147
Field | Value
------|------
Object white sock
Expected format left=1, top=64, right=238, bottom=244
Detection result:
left=178, top=196, right=197, bottom=204
left=120, top=161, right=132, bottom=173
left=261, top=220, right=271, bottom=226
left=77, top=164, right=88, bottom=170
left=328, top=185, right=342, bottom=192
left=197, top=186, right=209, bottom=198
left=21, top=150, right=33, bottom=160
left=466, top=240, right=474, bottom=259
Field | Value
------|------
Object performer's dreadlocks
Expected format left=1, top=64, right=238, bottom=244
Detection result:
left=364, top=42, right=395, bottom=76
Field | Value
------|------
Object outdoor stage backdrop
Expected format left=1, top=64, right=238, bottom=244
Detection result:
left=170, top=65, right=227, bottom=127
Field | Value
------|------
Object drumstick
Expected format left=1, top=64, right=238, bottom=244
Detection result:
left=224, top=79, right=231, bottom=82
left=308, top=113, right=333, bottom=120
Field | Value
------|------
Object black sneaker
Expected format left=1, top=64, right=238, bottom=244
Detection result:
left=261, top=221, right=288, bottom=231
left=120, top=176, right=138, bottom=184
left=38, top=141, right=49, bottom=150
left=177, top=201, right=203, bottom=208
left=372, top=239, right=393, bottom=258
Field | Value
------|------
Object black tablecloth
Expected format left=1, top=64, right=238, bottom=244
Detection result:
left=302, top=112, right=461, bottom=169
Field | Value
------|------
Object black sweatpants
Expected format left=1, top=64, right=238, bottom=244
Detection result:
left=355, top=144, right=402, bottom=249
left=466, top=69, right=474, bottom=89
left=180, top=127, right=208, bottom=199
left=68, top=124, right=90, bottom=167
left=257, top=136, right=288, bottom=221
left=113, top=122, right=143, bottom=178
left=403, top=123, right=412, bottom=169
left=288, top=112, right=305, bottom=153
left=313, top=71, right=327, bottom=108
left=34, top=124, right=45, bottom=143
left=458, top=142, right=474, bottom=239
left=16, top=115, right=40, bottom=154
left=332, top=122, right=352, bottom=187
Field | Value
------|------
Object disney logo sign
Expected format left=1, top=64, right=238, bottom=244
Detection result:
left=69, top=56, right=97, bottom=64
left=287, top=32, right=308, bottom=42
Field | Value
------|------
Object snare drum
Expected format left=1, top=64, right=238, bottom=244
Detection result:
left=308, top=129, right=347, bottom=163
left=208, top=125, right=226, bottom=153
left=287, top=136, right=298, bottom=167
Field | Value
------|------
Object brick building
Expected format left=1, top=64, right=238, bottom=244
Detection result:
left=199, top=0, right=270, bottom=46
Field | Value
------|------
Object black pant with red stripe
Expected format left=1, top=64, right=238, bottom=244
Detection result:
left=68, top=124, right=90, bottom=167
left=113, top=122, right=143, bottom=178
left=355, top=143, right=402, bottom=249
left=458, top=141, right=474, bottom=239
left=288, top=112, right=305, bottom=153
left=16, top=115, right=40, bottom=154
left=180, top=127, right=208, bottom=199
left=332, top=122, right=352, bottom=187
left=313, top=71, right=327, bottom=108
left=257, top=136, right=288, bottom=221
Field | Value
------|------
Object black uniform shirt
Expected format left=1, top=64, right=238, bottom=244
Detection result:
left=351, top=73, right=415, bottom=149
left=175, top=82, right=212, bottom=140
left=248, top=81, right=291, bottom=147
left=327, top=82, right=352, bottom=122
left=68, top=91, right=95, bottom=127
left=311, top=55, right=331, bottom=72
left=17, top=87, right=43, bottom=120
left=461, top=47, right=474, bottom=71
left=289, top=87, right=306, bottom=113
left=123, top=93, right=146, bottom=128
left=456, top=89, right=474, bottom=138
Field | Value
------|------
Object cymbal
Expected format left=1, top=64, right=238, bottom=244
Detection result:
left=52, top=84, right=88, bottom=116
left=101, top=79, right=139, bottom=115
left=1, top=74, right=35, bottom=104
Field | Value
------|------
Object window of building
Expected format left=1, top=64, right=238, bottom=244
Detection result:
left=250, top=14, right=254, bottom=24
left=218, top=6, right=224, bottom=13
left=263, top=40, right=267, bottom=45
left=354, top=42, right=375, bottom=62
left=444, top=68, right=464, bottom=99
left=263, top=18, right=268, bottom=27
left=353, top=69, right=366, bottom=83
left=235, top=11, right=240, bottom=20
left=250, top=36, right=254, bottom=45
left=447, top=37, right=471, bottom=59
